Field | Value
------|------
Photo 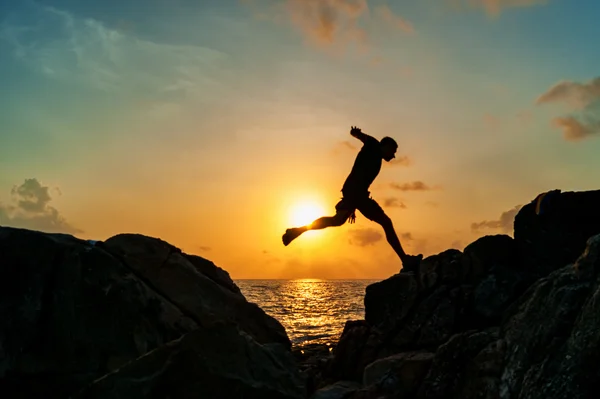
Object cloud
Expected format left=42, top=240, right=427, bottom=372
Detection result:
left=536, top=77, right=600, bottom=108
left=242, top=0, right=414, bottom=54
left=348, top=228, right=382, bottom=246
left=449, top=0, right=547, bottom=17
left=0, top=178, right=82, bottom=234
left=400, top=232, right=413, bottom=241
left=0, top=3, right=227, bottom=99
left=374, top=4, right=415, bottom=34
left=383, top=197, right=407, bottom=208
left=551, top=116, right=600, bottom=141
left=387, top=155, right=413, bottom=167
left=390, top=181, right=440, bottom=191
left=280, top=0, right=369, bottom=51
left=471, top=204, right=522, bottom=234
left=536, top=77, right=600, bottom=141
left=198, top=245, right=211, bottom=252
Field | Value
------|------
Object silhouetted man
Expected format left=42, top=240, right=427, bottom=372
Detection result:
left=282, top=126, right=423, bottom=273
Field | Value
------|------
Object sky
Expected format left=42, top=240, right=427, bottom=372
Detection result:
left=1, top=0, right=600, bottom=279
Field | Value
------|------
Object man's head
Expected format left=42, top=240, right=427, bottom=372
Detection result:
left=380, top=136, right=398, bottom=162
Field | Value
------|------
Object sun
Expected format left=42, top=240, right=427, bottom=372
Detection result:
left=289, top=201, right=326, bottom=227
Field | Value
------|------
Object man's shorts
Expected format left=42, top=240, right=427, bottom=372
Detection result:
left=335, top=193, right=386, bottom=222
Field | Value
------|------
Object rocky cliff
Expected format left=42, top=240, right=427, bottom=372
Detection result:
left=0, top=229, right=304, bottom=399
left=308, top=189, right=600, bottom=399
left=2, top=189, right=600, bottom=399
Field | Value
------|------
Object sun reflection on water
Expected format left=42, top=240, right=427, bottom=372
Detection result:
left=236, top=279, right=376, bottom=346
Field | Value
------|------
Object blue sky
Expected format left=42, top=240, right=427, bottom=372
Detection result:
left=1, top=0, right=599, bottom=278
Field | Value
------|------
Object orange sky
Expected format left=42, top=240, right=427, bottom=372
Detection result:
left=2, top=0, right=600, bottom=278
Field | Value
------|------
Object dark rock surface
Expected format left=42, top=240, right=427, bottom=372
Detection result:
left=310, top=190, right=600, bottom=399
left=73, top=320, right=305, bottom=399
left=0, top=227, right=298, bottom=399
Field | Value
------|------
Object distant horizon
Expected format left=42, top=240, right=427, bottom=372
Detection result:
left=2, top=0, right=600, bottom=279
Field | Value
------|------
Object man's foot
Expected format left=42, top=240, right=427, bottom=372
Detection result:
left=282, top=227, right=304, bottom=246
left=401, top=254, right=423, bottom=274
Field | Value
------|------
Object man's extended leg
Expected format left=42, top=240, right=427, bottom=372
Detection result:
left=357, top=198, right=422, bottom=271
left=282, top=210, right=351, bottom=246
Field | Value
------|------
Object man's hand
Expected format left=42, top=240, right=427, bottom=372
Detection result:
left=350, top=125, right=372, bottom=143
left=350, top=126, right=362, bottom=137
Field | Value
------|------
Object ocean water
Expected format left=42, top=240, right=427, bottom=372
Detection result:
left=235, top=279, right=377, bottom=347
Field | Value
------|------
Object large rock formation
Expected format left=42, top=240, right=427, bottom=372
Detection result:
left=0, top=227, right=300, bottom=399
left=310, top=189, right=600, bottom=399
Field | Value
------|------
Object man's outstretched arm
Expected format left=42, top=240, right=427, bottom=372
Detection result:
left=350, top=126, right=375, bottom=143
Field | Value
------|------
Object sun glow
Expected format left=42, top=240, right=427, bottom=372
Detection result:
left=289, top=201, right=326, bottom=227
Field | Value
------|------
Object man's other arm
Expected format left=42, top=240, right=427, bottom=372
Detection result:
left=350, top=126, right=376, bottom=144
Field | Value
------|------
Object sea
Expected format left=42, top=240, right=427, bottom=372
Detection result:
left=235, top=279, right=377, bottom=347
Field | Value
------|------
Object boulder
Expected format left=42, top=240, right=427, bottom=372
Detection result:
left=0, top=227, right=197, bottom=398
left=419, top=249, right=465, bottom=290
left=364, top=274, right=419, bottom=328
left=362, top=351, right=434, bottom=395
left=415, top=329, right=501, bottom=398
left=514, top=189, right=600, bottom=277
left=498, top=234, right=600, bottom=399
left=101, top=233, right=290, bottom=348
left=73, top=320, right=306, bottom=399
left=327, top=321, right=372, bottom=382
left=0, top=227, right=294, bottom=399
left=463, top=235, right=534, bottom=328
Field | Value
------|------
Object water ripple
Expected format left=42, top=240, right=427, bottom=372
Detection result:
left=235, top=279, right=376, bottom=346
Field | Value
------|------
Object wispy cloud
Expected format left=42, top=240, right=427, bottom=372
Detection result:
left=387, top=155, right=413, bottom=167
left=383, top=197, right=407, bottom=208
left=400, top=232, right=413, bottom=241
left=448, top=0, right=547, bottom=17
left=471, top=204, right=522, bottom=234
left=242, top=0, right=414, bottom=54
left=0, top=3, right=227, bottom=99
left=0, top=178, right=82, bottom=234
left=536, top=77, right=600, bottom=141
left=390, top=181, right=440, bottom=191
left=374, top=4, right=415, bottom=34
left=348, top=227, right=382, bottom=246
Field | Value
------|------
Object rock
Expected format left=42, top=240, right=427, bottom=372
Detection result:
left=0, top=227, right=197, bottom=398
left=102, top=233, right=290, bottom=348
left=498, top=234, right=600, bottom=399
left=389, top=284, right=468, bottom=349
left=364, top=274, right=418, bottom=329
left=0, top=227, right=295, bottom=399
left=416, top=329, right=500, bottom=399
left=469, top=264, right=531, bottom=328
left=73, top=320, right=306, bottom=399
left=462, top=235, right=519, bottom=278
left=460, top=235, right=534, bottom=327
left=514, top=189, right=600, bottom=277
left=420, top=249, right=465, bottom=290
left=310, top=381, right=361, bottom=399
left=362, top=351, right=434, bottom=395
left=327, top=321, right=372, bottom=382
